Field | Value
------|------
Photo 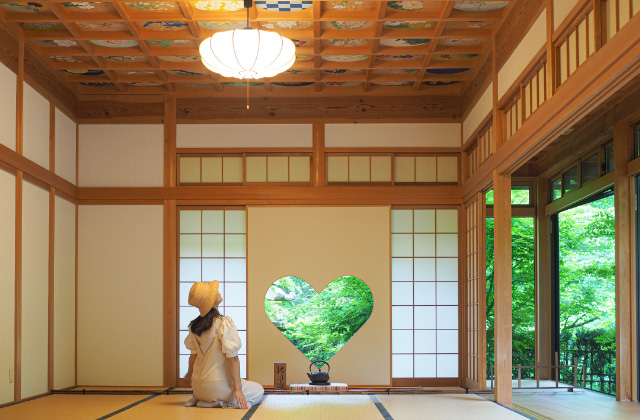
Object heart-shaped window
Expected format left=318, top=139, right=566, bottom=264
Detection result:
left=264, top=275, right=374, bottom=363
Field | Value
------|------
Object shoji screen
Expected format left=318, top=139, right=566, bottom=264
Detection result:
left=391, top=209, right=459, bottom=379
left=178, top=209, right=247, bottom=378
left=463, top=194, right=486, bottom=389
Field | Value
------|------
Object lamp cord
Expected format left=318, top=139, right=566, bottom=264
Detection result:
left=245, top=0, right=252, bottom=28
left=244, top=0, right=252, bottom=109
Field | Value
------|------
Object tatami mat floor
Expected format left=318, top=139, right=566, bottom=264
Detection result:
left=2, top=390, right=639, bottom=420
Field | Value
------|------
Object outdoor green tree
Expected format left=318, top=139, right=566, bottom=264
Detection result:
left=264, top=276, right=374, bottom=365
left=486, top=194, right=616, bottom=394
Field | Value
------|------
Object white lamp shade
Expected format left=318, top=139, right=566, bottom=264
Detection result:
left=199, top=28, right=296, bottom=79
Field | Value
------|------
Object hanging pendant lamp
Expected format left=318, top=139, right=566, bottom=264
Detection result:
left=199, top=0, right=296, bottom=79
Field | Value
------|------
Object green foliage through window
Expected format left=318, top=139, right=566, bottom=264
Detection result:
left=264, top=276, right=374, bottom=364
left=558, top=194, right=616, bottom=395
left=485, top=186, right=531, bottom=206
left=486, top=217, right=536, bottom=378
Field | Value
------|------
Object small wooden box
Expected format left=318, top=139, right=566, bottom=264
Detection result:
left=274, top=363, right=286, bottom=389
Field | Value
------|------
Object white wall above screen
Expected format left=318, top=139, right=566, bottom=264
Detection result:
left=55, top=109, right=77, bottom=185
left=498, top=9, right=546, bottom=100
left=78, top=124, right=163, bottom=187
left=462, top=82, right=493, bottom=144
left=22, top=83, right=50, bottom=170
left=177, top=124, right=313, bottom=148
left=0, top=62, right=16, bottom=151
left=325, top=124, right=461, bottom=148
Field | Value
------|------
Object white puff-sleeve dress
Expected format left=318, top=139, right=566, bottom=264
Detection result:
left=184, top=316, right=264, bottom=405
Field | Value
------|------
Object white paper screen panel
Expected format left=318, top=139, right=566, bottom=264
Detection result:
left=55, top=109, right=77, bottom=185
left=54, top=196, right=76, bottom=390
left=0, top=169, right=15, bottom=405
left=325, top=124, right=461, bottom=148
left=395, top=156, right=458, bottom=183
left=245, top=156, right=311, bottom=183
left=0, top=63, right=16, bottom=151
left=78, top=124, right=163, bottom=187
left=178, top=209, right=247, bottom=379
left=21, top=181, right=49, bottom=398
left=177, top=124, right=312, bottom=148
left=78, top=205, right=163, bottom=385
left=327, top=155, right=392, bottom=183
left=22, top=83, right=50, bottom=170
left=391, top=209, right=459, bottom=379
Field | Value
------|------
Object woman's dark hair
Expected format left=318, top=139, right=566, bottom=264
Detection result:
left=189, top=307, right=222, bottom=336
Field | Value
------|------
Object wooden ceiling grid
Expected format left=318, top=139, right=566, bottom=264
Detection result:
left=0, top=0, right=514, bottom=98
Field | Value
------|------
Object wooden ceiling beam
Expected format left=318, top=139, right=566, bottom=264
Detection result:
left=75, top=93, right=461, bottom=123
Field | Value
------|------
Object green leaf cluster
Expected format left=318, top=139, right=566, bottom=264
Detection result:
left=264, top=276, right=374, bottom=365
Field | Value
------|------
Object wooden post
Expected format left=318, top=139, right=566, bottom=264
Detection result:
left=555, top=352, right=559, bottom=388
left=274, top=363, right=286, bottom=390
left=312, top=123, right=325, bottom=187
left=163, top=200, right=177, bottom=387
left=536, top=176, right=552, bottom=380
left=493, top=170, right=512, bottom=404
left=164, top=93, right=177, bottom=188
left=492, top=38, right=505, bottom=152
left=613, top=121, right=633, bottom=401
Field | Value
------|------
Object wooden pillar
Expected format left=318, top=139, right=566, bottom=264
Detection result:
left=14, top=39, right=24, bottom=403
left=493, top=169, right=512, bottom=404
left=164, top=93, right=177, bottom=188
left=613, top=121, right=633, bottom=401
left=492, top=38, right=505, bottom=151
left=535, top=177, right=552, bottom=379
left=163, top=200, right=177, bottom=387
left=163, top=93, right=178, bottom=386
left=545, top=0, right=557, bottom=97
left=312, top=123, right=325, bottom=187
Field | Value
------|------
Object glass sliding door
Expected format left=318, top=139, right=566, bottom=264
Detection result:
left=555, top=192, right=616, bottom=395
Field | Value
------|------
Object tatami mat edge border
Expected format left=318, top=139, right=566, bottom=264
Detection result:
left=369, top=394, right=394, bottom=420
left=96, top=394, right=160, bottom=420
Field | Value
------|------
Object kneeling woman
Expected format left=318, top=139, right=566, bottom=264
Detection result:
left=184, top=281, right=264, bottom=408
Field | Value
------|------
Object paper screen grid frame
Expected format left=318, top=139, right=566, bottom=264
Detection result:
left=178, top=209, right=248, bottom=378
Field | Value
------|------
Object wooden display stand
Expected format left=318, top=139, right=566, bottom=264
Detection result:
left=289, top=383, right=348, bottom=391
